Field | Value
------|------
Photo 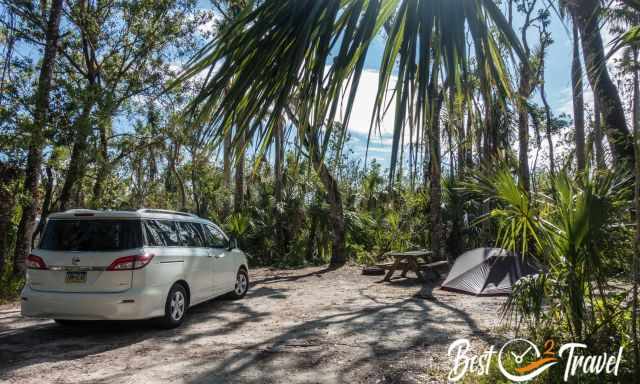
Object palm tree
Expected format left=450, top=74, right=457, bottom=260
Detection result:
left=179, top=0, right=525, bottom=266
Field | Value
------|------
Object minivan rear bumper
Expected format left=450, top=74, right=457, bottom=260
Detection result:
left=20, top=285, right=166, bottom=320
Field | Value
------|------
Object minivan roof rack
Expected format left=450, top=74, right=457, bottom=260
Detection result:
left=136, top=209, right=198, bottom=218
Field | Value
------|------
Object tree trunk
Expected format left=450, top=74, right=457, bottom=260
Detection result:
left=518, top=73, right=531, bottom=192
left=13, top=0, right=64, bottom=275
left=274, top=120, right=284, bottom=203
left=33, top=153, right=56, bottom=242
left=540, top=51, right=556, bottom=176
left=191, top=148, right=201, bottom=216
left=482, top=96, right=496, bottom=159
left=234, top=129, right=245, bottom=213
left=465, top=103, right=474, bottom=169
left=306, top=212, right=318, bottom=262
left=169, top=143, right=186, bottom=211
left=430, top=89, right=444, bottom=262
left=594, top=96, right=606, bottom=169
left=307, top=133, right=346, bottom=268
left=91, top=115, right=110, bottom=208
left=571, top=19, right=586, bottom=172
left=223, top=132, right=232, bottom=217
left=274, top=119, right=286, bottom=253
left=456, top=95, right=467, bottom=178
left=0, top=163, right=19, bottom=273
left=59, top=102, right=92, bottom=210
left=572, top=1, right=634, bottom=165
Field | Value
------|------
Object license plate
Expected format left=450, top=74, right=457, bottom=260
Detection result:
left=65, top=271, right=87, bottom=283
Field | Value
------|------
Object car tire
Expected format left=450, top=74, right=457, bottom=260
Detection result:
left=158, top=284, right=188, bottom=329
left=228, top=268, right=249, bottom=300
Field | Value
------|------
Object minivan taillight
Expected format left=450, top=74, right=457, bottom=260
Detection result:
left=26, top=254, right=47, bottom=270
left=106, top=254, right=154, bottom=271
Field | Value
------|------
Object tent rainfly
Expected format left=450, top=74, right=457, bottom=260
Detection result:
left=440, top=248, right=540, bottom=296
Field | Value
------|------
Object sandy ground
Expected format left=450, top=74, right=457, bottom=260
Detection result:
left=0, top=266, right=508, bottom=384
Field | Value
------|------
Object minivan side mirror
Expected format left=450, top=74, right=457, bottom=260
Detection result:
left=228, top=237, right=238, bottom=250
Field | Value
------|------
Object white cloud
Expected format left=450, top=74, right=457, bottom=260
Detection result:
left=341, top=69, right=397, bottom=136
left=367, top=146, right=392, bottom=154
left=558, top=84, right=594, bottom=116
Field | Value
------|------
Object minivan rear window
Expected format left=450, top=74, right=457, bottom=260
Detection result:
left=40, top=220, right=143, bottom=251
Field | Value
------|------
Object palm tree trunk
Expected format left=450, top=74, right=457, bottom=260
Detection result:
left=457, top=95, right=467, bottom=178
left=223, top=132, right=232, bottom=216
left=191, top=148, right=202, bottom=216
left=540, top=62, right=556, bottom=176
left=234, top=129, right=245, bottom=213
left=518, top=73, right=531, bottom=192
left=465, top=103, right=474, bottom=169
left=594, top=96, right=606, bottom=169
left=430, top=86, right=444, bottom=261
left=482, top=96, right=496, bottom=159
left=274, top=119, right=284, bottom=203
left=572, top=1, right=634, bottom=165
left=170, top=143, right=186, bottom=211
left=274, top=119, right=286, bottom=253
left=571, top=19, right=586, bottom=172
left=13, top=0, right=64, bottom=275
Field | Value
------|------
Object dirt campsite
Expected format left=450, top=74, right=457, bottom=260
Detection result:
left=0, top=266, right=507, bottom=383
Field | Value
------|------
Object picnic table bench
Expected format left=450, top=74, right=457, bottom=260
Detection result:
left=376, top=250, right=448, bottom=282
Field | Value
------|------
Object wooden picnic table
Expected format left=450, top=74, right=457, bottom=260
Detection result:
left=377, top=250, right=448, bottom=282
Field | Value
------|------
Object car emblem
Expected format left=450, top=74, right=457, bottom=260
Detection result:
left=72, top=255, right=80, bottom=266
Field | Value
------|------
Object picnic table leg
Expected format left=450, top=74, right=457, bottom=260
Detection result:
left=400, top=260, right=409, bottom=278
left=383, top=257, right=400, bottom=282
left=409, top=258, right=425, bottom=282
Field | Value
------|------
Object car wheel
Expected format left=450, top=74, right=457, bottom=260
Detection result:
left=158, top=284, right=188, bottom=329
left=228, top=269, right=249, bottom=300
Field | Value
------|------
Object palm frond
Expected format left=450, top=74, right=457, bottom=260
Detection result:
left=177, top=0, right=526, bottom=182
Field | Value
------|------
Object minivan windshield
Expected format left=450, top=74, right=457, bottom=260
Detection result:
left=39, top=219, right=142, bottom=251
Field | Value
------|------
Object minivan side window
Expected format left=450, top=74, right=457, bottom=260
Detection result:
left=143, top=220, right=165, bottom=246
left=177, top=222, right=205, bottom=247
left=148, top=220, right=181, bottom=247
left=203, top=225, right=228, bottom=248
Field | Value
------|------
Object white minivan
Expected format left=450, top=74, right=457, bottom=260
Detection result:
left=21, top=209, right=249, bottom=328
